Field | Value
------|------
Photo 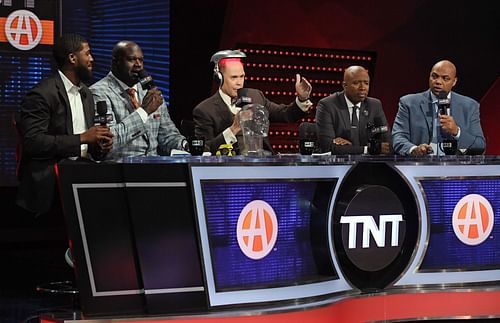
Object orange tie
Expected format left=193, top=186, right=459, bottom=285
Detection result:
left=126, top=88, right=140, bottom=109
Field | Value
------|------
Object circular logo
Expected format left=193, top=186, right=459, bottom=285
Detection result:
left=340, top=185, right=406, bottom=272
left=236, top=200, right=278, bottom=260
left=5, top=10, right=43, bottom=50
left=452, top=194, right=494, bottom=246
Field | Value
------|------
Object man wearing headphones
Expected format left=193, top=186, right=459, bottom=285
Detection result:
left=193, top=49, right=313, bottom=154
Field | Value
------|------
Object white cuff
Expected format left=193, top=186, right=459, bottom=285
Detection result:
left=223, top=127, right=238, bottom=144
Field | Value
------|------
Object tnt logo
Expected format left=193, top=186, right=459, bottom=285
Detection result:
left=340, top=214, right=403, bottom=249
left=236, top=200, right=278, bottom=260
left=452, top=194, right=494, bottom=246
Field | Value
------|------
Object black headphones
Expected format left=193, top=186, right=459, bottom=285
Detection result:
left=210, top=49, right=247, bottom=87
left=213, top=63, right=224, bottom=85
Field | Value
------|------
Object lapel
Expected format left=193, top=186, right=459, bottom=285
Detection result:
left=358, top=100, right=369, bottom=144
left=214, top=92, right=235, bottom=131
left=419, top=90, right=434, bottom=140
left=80, top=87, right=95, bottom=129
left=108, top=74, right=137, bottom=114
left=54, top=74, right=74, bottom=135
left=337, top=92, right=351, bottom=131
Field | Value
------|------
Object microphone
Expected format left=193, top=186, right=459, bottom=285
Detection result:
left=437, top=91, right=450, bottom=115
left=235, top=88, right=252, bottom=107
left=367, top=117, right=387, bottom=155
left=94, top=101, right=113, bottom=125
left=298, top=122, right=317, bottom=155
left=138, top=69, right=155, bottom=90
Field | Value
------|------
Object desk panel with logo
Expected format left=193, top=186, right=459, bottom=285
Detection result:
left=57, top=157, right=500, bottom=317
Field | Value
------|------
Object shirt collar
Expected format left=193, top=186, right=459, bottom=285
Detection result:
left=344, top=94, right=360, bottom=109
left=58, top=70, right=81, bottom=94
left=219, top=88, right=235, bottom=108
left=110, top=72, right=139, bottom=92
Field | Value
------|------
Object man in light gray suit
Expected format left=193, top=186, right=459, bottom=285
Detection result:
left=392, top=60, right=485, bottom=156
left=90, top=41, right=186, bottom=160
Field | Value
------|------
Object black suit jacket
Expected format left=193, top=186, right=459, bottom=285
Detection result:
left=193, top=88, right=307, bottom=154
left=17, top=73, right=96, bottom=214
left=315, top=91, right=390, bottom=154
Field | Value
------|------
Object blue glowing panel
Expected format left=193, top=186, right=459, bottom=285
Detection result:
left=420, top=178, right=500, bottom=271
left=201, top=180, right=335, bottom=292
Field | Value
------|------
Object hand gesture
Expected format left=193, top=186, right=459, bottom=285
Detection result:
left=295, top=74, right=312, bottom=101
left=411, top=144, right=433, bottom=156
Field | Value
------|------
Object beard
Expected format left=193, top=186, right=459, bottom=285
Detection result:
left=75, top=63, right=93, bottom=83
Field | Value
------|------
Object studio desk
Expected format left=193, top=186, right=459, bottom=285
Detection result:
left=52, top=155, right=500, bottom=322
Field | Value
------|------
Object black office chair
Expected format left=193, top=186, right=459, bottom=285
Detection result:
left=298, top=122, right=319, bottom=155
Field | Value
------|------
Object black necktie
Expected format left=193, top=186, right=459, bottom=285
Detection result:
left=350, top=105, right=360, bottom=146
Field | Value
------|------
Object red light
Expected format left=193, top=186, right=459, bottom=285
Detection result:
left=305, top=66, right=310, bottom=70
left=272, top=145, right=276, bottom=148
left=335, top=55, right=340, bottom=58
left=341, top=55, right=345, bottom=59
left=308, top=53, right=312, bottom=57
left=249, top=49, right=254, bottom=53
left=311, top=66, right=316, bottom=70
left=258, top=63, right=262, bottom=67
left=256, top=77, right=260, bottom=81
left=285, top=51, right=289, bottom=55
left=287, top=131, right=291, bottom=135
left=368, top=57, right=372, bottom=61
left=291, top=52, right=295, bottom=56
left=271, top=91, right=275, bottom=95
left=313, top=53, right=318, bottom=57
left=346, top=55, right=351, bottom=59
left=264, top=64, right=268, bottom=68
left=276, top=64, right=281, bottom=68
left=256, top=49, right=260, bottom=54
left=279, top=51, right=283, bottom=55
left=319, top=53, right=323, bottom=57
left=284, top=145, right=288, bottom=148
left=273, top=51, right=277, bottom=55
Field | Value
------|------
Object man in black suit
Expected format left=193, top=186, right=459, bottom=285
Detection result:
left=17, top=33, right=113, bottom=215
left=193, top=50, right=312, bottom=154
left=316, top=66, right=390, bottom=154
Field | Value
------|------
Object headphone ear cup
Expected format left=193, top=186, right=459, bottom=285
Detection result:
left=214, top=71, right=223, bottom=85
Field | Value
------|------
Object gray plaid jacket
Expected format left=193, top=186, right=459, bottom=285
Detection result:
left=90, top=72, right=185, bottom=161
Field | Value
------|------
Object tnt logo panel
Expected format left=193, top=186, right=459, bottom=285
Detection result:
left=420, top=179, right=500, bottom=271
left=201, top=179, right=337, bottom=292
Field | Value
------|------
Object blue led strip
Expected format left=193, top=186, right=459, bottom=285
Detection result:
left=0, top=55, right=52, bottom=185
left=420, top=178, right=500, bottom=271
left=88, top=0, right=170, bottom=103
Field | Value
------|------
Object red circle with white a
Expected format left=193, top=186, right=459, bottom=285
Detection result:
left=5, top=10, right=42, bottom=50
left=237, top=200, right=278, bottom=260
left=452, top=194, right=494, bottom=246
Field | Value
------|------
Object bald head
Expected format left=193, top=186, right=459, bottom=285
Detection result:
left=429, top=60, right=457, bottom=96
left=343, top=66, right=368, bottom=82
left=111, top=40, right=144, bottom=86
left=343, top=66, right=370, bottom=104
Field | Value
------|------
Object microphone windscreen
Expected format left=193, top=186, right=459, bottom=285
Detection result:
left=299, top=122, right=317, bottom=139
left=237, top=88, right=248, bottom=98
left=96, top=101, right=107, bottom=115
left=438, top=91, right=448, bottom=100
left=138, top=69, right=154, bottom=90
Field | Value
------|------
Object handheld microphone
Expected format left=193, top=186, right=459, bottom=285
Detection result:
left=94, top=101, right=113, bottom=125
left=437, top=91, right=450, bottom=115
left=235, top=88, right=252, bottom=107
left=138, top=69, right=155, bottom=90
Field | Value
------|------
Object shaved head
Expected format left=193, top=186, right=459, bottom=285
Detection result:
left=343, top=66, right=368, bottom=82
left=111, top=40, right=144, bottom=86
